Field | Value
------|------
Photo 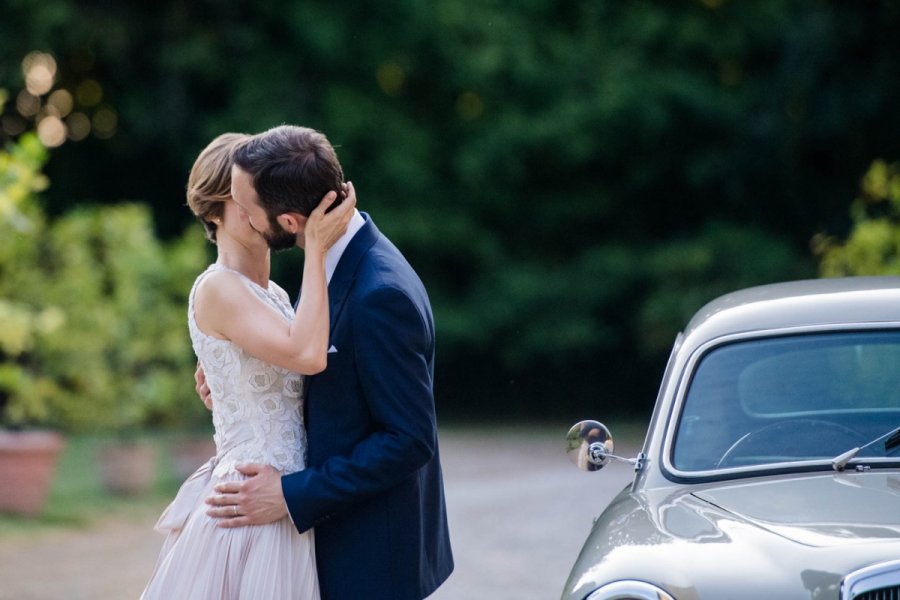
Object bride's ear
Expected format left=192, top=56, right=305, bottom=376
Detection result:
left=276, top=213, right=308, bottom=233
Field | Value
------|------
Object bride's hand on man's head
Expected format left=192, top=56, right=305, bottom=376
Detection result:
left=305, top=182, right=357, bottom=252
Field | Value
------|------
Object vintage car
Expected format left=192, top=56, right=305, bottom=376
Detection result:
left=562, top=277, right=900, bottom=600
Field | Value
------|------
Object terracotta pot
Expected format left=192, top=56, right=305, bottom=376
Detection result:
left=171, top=436, right=217, bottom=480
left=97, top=441, right=157, bottom=496
left=0, top=429, right=64, bottom=517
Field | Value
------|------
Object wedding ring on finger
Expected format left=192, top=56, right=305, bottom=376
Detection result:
left=231, top=505, right=238, bottom=517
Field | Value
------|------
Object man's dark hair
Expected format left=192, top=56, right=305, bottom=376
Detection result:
left=234, top=125, right=344, bottom=218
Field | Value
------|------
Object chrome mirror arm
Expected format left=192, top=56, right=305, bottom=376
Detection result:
left=588, top=443, right=646, bottom=472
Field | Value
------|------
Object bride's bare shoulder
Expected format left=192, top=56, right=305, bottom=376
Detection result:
left=194, top=268, right=250, bottom=307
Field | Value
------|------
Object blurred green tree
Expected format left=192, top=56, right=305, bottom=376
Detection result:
left=2, top=0, right=898, bottom=416
left=815, top=159, right=900, bottom=276
left=0, top=124, right=58, bottom=425
left=0, top=100, right=209, bottom=432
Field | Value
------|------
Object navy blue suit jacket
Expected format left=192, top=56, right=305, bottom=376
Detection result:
left=282, top=214, right=453, bottom=600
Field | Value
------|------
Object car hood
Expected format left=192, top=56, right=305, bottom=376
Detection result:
left=692, top=471, right=900, bottom=547
left=562, top=471, right=900, bottom=600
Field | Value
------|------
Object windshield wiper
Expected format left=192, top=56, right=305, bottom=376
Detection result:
left=832, top=425, right=900, bottom=472
left=886, top=429, right=900, bottom=452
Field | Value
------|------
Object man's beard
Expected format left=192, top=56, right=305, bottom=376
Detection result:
left=261, top=215, right=297, bottom=251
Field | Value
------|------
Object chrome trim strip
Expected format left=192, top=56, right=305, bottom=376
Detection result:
left=842, top=559, right=900, bottom=599
left=668, top=457, right=900, bottom=482
left=586, top=580, right=675, bottom=600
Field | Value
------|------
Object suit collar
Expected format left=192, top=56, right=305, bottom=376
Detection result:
left=325, top=210, right=366, bottom=284
left=328, top=212, right=379, bottom=329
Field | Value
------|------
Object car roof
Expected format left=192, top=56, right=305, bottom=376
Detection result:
left=682, top=276, right=900, bottom=345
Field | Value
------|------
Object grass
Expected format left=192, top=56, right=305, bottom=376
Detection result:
left=0, top=433, right=197, bottom=535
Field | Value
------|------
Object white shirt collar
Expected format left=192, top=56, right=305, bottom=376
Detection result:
left=325, top=209, right=365, bottom=284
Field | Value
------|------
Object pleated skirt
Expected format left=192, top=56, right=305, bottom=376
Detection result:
left=141, top=471, right=319, bottom=600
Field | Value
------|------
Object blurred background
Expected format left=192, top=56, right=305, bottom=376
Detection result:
left=2, top=0, right=900, bottom=596
left=4, top=0, right=900, bottom=429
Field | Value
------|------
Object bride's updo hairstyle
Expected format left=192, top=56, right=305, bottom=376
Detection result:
left=186, top=132, right=249, bottom=243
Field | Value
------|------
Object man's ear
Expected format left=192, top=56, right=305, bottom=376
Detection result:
left=276, top=213, right=308, bottom=233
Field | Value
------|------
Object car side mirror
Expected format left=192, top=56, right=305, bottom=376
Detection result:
left=566, top=420, right=616, bottom=471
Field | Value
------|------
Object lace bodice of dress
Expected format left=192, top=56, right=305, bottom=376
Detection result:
left=188, top=264, right=306, bottom=478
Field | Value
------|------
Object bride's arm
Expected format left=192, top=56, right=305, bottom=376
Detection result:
left=195, top=190, right=356, bottom=374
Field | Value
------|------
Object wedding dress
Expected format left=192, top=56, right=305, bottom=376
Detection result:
left=142, top=264, right=319, bottom=600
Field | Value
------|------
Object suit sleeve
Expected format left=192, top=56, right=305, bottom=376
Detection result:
left=281, top=284, right=437, bottom=532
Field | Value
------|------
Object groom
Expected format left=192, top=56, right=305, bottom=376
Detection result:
left=203, top=125, right=453, bottom=599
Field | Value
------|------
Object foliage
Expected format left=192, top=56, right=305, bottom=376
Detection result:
left=0, top=116, right=209, bottom=431
left=2, top=1, right=899, bottom=415
left=815, top=159, right=900, bottom=277
left=0, top=128, right=57, bottom=425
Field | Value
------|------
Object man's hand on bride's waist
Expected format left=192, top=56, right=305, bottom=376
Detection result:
left=205, top=463, right=288, bottom=528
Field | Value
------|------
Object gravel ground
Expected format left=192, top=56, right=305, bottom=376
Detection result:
left=0, top=425, right=640, bottom=600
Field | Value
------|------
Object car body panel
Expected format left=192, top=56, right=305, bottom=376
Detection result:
left=562, top=475, right=900, bottom=600
left=692, top=473, right=900, bottom=547
left=563, top=277, right=900, bottom=600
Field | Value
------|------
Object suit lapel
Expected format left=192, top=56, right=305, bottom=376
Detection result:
left=326, top=213, right=379, bottom=330
left=292, top=212, right=380, bottom=314
left=304, top=213, right=379, bottom=407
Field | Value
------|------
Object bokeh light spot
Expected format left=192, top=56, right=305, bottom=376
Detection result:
left=48, top=89, right=74, bottom=118
left=22, top=51, right=57, bottom=96
left=66, top=112, right=91, bottom=141
left=92, top=107, right=118, bottom=138
left=1, top=114, right=27, bottom=137
left=16, top=90, right=41, bottom=117
left=376, top=63, right=406, bottom=96
left=456, top=91, right=484, bottom=121
left=37, top=115, right=67, bottom=147
left=76, top=80, right=103, bottom=107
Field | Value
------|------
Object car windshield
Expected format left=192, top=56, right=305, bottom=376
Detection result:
left=671, top=330, right=900, bottom=472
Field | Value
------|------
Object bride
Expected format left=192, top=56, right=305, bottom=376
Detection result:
left=141, top=132, right=355, bottom=599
